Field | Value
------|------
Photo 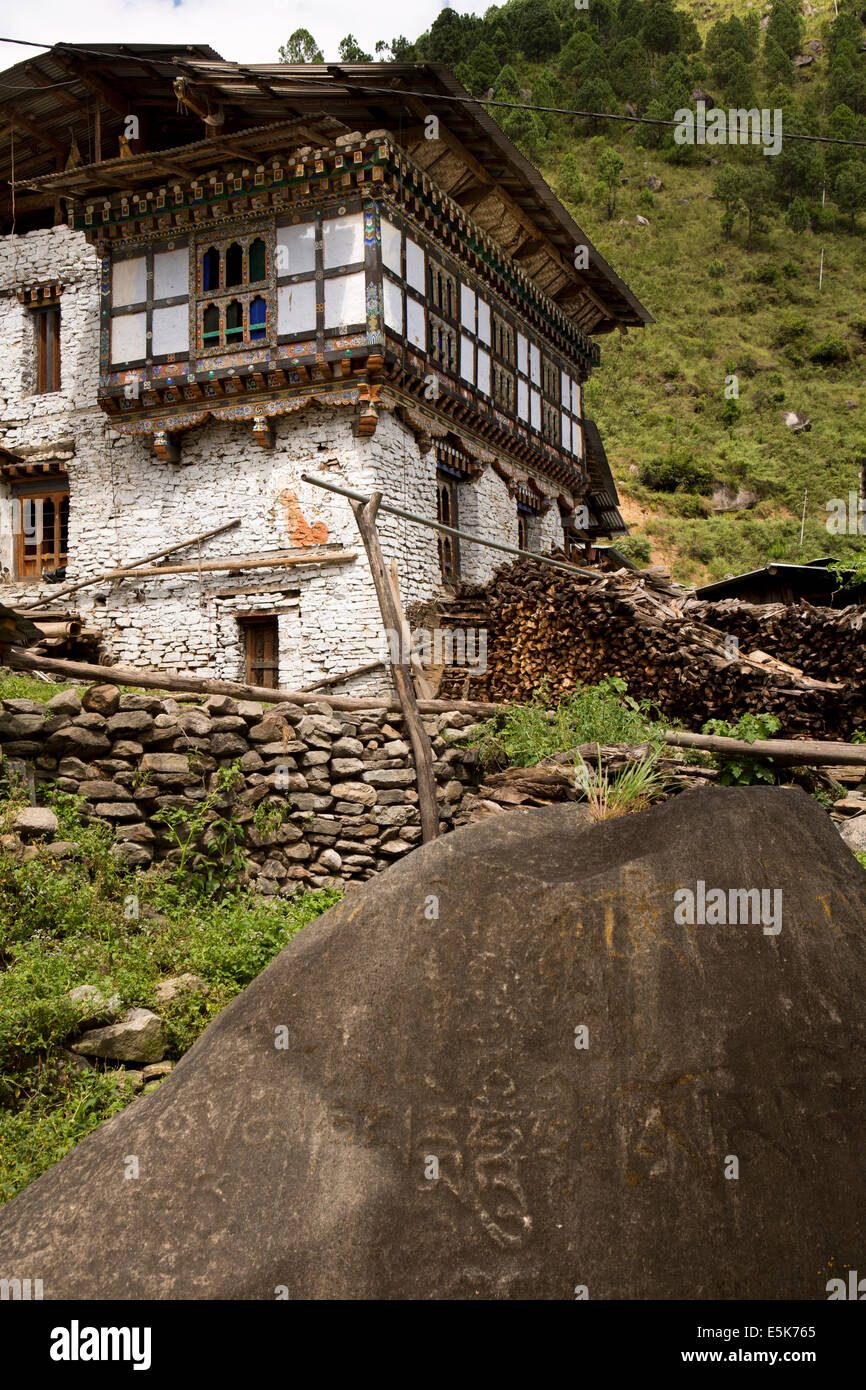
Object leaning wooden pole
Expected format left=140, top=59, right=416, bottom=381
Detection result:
left=348, top=491, right=440, bottom=843
left=19, top=518, right=243, bottom=611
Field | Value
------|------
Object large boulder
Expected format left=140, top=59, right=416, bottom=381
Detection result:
left=0, top=787, right=864, bottom=1300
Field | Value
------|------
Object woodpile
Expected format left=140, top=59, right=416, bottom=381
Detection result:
left=7, top=607, right=102, bottom=662
left=436, top=557, right=866, bottom=738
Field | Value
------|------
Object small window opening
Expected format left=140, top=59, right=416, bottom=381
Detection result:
left=202, top=247, right=220, bottom=292
left=225, top=242, right=243, bottom=287
left=249, top=295, right=267, bottom=340
left=225, top=299, right=243, bottom=342
left=248, top=238, right=266, bottom=283
left=202, top=303, right=220, bottom=343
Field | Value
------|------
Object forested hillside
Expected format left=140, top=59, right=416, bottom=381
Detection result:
left=286, top=3, right=866, bottom=583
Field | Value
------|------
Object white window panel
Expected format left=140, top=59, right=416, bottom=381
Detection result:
left=277, top=280, right=316, bottom=334
left=406, top=296, right=426, bottom=350
left=476, top=348, right=491, bottom=395
left=152, top=303, right=189, bottom=356
left=530, top=388, right=541, bottom=431
left=517, top=332, right=528, bottom=375
left=323, top=213, right=364, bottom=269
left=561, top=411, right=571, bottom=449
left=324, top=271, right=365, bottom=328
left=460, top=334, right=474, bottom=384
left=381, top=216, right=402, bottom=275
left=517, top=378, right=529, bottom=422
left=561, top=369, right=570, bottom=404
left=477, top=298, right=491, bottom=346
left=153, top=248, right=188, bottom=300
left=460, top=283, right=476, bottom=331
left=405, top=238, right=425, bottom=294
left=110, top=311, right=146, bottom=363
left=276, top=222, right=316, bottom=276
left=530, top=344, right=541, bottom=386
left=572, top=420, right=584, bottom=458
left=112, top=256, right=146, bottom=308
left=383, top=277, right=403, bottom=332
left=572, top=378, right=582, bottom=416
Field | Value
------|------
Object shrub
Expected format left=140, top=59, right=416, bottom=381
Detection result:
left=616, top=534, right=652, bottom=565
left=638, top=450, right=713, bottom=494
left=466, top=678, right=663, bottom=769
left=809, top=337, right=850, bottom=367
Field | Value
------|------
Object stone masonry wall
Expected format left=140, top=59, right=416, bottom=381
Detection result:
left=1, top=226, right=567, bottom=693
left=0, top=684, right=487, bottom=893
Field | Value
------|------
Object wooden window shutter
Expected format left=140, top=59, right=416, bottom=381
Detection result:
left=240, top=616, right=279, bottom=688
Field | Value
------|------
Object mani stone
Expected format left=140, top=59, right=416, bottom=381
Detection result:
left=0, top=787, right=864, bottom=1300
left=13, top=806, right=59, bottom=841
left=70, top=1008, right=166, bottom=1065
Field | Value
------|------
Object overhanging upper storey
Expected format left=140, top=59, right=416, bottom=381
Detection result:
left=18, top=59, right=651, bottom=337
left=28, top=130, right=599, bottom=497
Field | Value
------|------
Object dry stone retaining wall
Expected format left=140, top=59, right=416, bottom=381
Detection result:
left=0, top=684, right=487, bottom=892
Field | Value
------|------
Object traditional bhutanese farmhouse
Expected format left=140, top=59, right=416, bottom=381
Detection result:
left=0, top=45, right=650, bottom=692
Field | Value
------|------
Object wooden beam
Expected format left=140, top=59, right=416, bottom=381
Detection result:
left=123, top=549, right=356, bottom=577
left=1, top=106, right=66, bottom=157
left=23, top=62, right=85, bottom=115
left=52, top=54, right=129, bottom=119
left=2, top=646, right=502, bottom=715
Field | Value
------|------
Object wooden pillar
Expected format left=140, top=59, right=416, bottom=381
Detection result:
left=349, top=491, right=440, bottom=843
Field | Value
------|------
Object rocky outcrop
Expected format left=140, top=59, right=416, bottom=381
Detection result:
left=0, top=786, right=863, bottom=1299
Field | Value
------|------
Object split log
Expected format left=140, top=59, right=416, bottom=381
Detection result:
left=110, top=549, right=356, bottom=577
left=664, top=731, right=866, bottom=767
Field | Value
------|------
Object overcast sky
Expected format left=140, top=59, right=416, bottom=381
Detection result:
left=0, top=1, right=481, bottom=72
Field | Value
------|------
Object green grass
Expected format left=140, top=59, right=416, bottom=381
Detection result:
left=466, top=676, right=665, bottom=767
left=0, top=786, right=340, bottom=1204
left=556, top=149, right=866, bottom=583
left=0, top=675, right=82, bottom=704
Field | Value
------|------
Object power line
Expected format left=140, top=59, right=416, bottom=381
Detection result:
left=292, top=78, right=866, bottom=150
left=1, top=40, right=865, bottom=149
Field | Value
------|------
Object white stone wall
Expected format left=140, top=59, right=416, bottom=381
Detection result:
left=538, top=502, right=566, bottom=555
left=456, top=466, right=518, bottom=585
left=0, top=225, right=102, bottom=596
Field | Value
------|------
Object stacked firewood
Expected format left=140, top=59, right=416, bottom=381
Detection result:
left=436, top=558, right=866, bottom=738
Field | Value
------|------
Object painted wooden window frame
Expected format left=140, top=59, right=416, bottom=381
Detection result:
left=12, top=480, right=70, bottom=577
left=105, top=237, right=191, bottom=372
left=374, top=203, right=585, bottom=465
left=194, top=224, right=275, bottom=357
left=436, top=465, right=462, bottom=581
left=275, top=202, right=369, bottom=355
